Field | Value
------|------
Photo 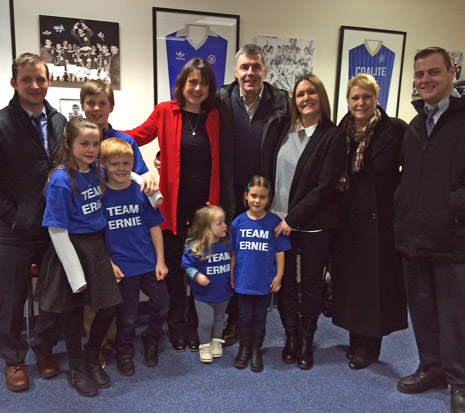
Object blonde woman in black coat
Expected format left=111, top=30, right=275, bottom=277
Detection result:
left=331, top=74, right=408, bottom=370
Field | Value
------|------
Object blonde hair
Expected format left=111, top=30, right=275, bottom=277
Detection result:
left=186, top=205, right=227, bottom=260
left=346, top=74, right=379, bottom=101
left=100, top=138, right=133, bottom=162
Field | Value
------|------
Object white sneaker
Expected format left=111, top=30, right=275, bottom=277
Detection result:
left=199, top=343, right=213, bottom=363
left=211, top=338, right=225, bottom=358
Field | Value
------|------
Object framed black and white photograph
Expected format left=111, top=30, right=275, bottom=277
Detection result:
left=334, top=26, right=406, bottom=124
left=153, top=7, right=240, bottom=104
left=39, top=15, right=120, bottom=88
left=256, top=35, right=314, bottom=93
left=59, top=98, right=84, bottom=121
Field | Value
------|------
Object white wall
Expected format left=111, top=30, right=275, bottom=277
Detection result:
left=0, top=1, right=13, bottom=105
left=5, top=0, right=465, bottom=166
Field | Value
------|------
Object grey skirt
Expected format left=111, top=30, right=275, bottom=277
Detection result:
left=35, top=231, right=122, bottom=313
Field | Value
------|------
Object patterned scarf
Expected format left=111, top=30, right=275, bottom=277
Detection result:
left=337, top=108, right=381, bottom=191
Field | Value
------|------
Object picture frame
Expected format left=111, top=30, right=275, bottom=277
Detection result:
left=59, top=98, right=84, bottom=121
left=153, top=7, right=240, bottom=104
left=255, top=35, right=314, bottom=93
left=334, top=26, right=406, bottom=124
left=39, top=15, right=120, bottom=89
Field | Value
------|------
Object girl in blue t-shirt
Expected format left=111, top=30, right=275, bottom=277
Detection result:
left=229, top=175, right=291, bottom=372
left=37, top=118, right=121, bottom=397
left=182, top=205, right=232, bottom=363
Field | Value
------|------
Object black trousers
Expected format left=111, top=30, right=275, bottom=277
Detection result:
left=402, top=255, right=465, bottom=389
left=0, top=226, right=60, bottom=365
left=64, top=305, right=116, bottom=368
left=163, top=230, right=198, bottom=342
left=278, top=230, right=333, bottom=331
left=116, top=272, right=169, bottom=356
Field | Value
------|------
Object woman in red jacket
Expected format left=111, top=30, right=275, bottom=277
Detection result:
left=125, top=58, right=220, bottom=353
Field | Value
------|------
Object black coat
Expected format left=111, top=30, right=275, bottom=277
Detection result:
left=395, top=94, right=465, bottom=260
left=271, top=118, right=347, bottom=230
left=331, top=108, right=408, bottom=338
left=217, top=81, right=289, bottom=221
left=0, top=95, right=66, bottom=239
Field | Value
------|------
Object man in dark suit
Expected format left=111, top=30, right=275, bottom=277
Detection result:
left=394, top=47, right=465, bottom=413
left=0, top=53, right=66, bottom=392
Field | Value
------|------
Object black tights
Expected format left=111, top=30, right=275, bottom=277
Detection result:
left=64, top=306, right=116, bottom=368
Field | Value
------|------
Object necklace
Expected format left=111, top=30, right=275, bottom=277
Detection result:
left=184, top=110, right=200, bottom=136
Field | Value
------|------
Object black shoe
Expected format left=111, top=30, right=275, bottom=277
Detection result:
left=84, top=345, right=111, bottom=388
left=451, top=387, right=465, bottom=413
left=297, top=334, right=314, bottom=370
left=171, top=339, right=187, bottom=352
left=347, top=332, right=359, bottom=360
left=397, top=369, right=448, bottom=394
left=282, top=330, right=298, bottom=364
left=187, top=340, right=200, bottom=352
left=68, top=368, right=98, bottom=397
left=234, top=330, right=250, bottom=369
left=116, top=355, right=135, bottom=376
left=250, top=347, right=263, bottom=372
left=349, top=355, right=377, bottom=370
left=140, top=333, right=158, bottom=367
left=222, top=319, right=239, bottom=347
left=250, top=329, right=265, bottom=373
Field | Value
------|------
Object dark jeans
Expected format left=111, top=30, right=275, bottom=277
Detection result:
left=402, top=255, right=465, bottom=388
left=163, top=230, right=198, bottom=342
left=278, top=230, right=333, bottom=330
left=237, top=293, right=271, bottom=331
left=116, top=272, right=169, bottom=356
left=0, top=227, right=60, bottom=365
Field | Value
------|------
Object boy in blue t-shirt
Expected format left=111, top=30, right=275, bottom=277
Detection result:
left=100, top=138, right=169, bottom=377
left=80, top=79, right=160, bottom=361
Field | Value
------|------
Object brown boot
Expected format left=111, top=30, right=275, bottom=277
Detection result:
left=36, top=352, right=60, bottom=379
left=6, top=363, right=30, bottom=392
left=222, top=318, right=239, bottom=346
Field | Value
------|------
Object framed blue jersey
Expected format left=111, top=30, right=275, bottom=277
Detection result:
left=334, top=26, right=406, bottom=124
left=348, top=42, right=395, bottom=110
left=165, top=26, right=228, bottom=97
left=153, top=8, right=239, bottom=104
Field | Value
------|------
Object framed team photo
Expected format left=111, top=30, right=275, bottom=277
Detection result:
left=153, top=7, right=240, bottom=104
left=39, top=15, right=120, bottom=89
left=255, top=35, right=315, bottom=93
left=334, top=26, right=406, bottom=124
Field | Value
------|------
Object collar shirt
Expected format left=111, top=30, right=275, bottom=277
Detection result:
left=425, top=88, right=461, bottom=127
left=239, top=86, right=264, bottom=120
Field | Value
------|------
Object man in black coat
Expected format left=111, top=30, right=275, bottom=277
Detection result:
left=394, top=47, right=465, bottom=413
left=0, top=53, right=66, bottom=392
left=217, top=44, right=290, bottom=344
